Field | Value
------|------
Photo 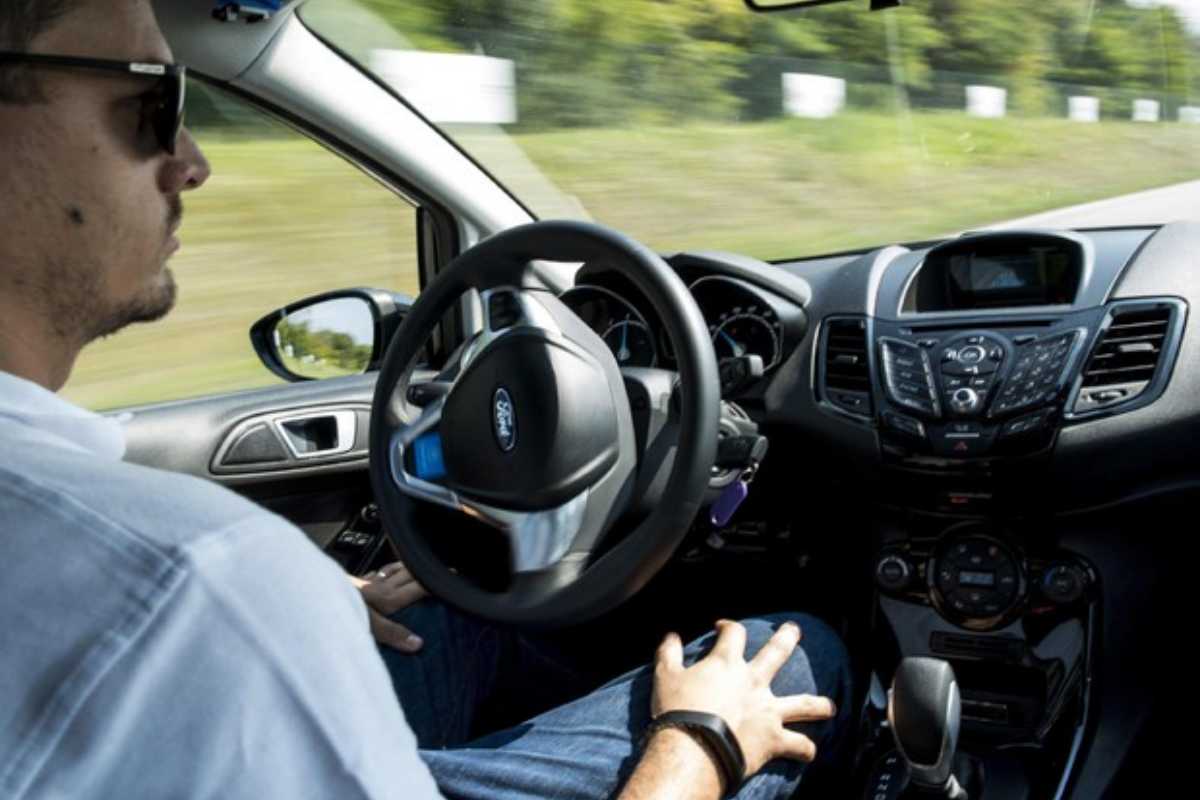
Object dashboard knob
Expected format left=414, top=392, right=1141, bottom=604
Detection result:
left=950, top=387, right=980, bottom=414
left=1041, top=564, right=1087, bottom=604
left=876, top=554, right=913, bottom=592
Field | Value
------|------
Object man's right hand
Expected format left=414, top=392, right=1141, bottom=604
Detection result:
left=651, top=619, right=836, bottom=780
left=348, top=562, right=428, bottom=654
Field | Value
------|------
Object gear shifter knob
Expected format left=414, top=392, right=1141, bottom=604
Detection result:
left=888, top=657, right=963, bottom=794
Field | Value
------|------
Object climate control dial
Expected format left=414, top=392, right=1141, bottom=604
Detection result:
left=930, top=534, right=1024, bottom=630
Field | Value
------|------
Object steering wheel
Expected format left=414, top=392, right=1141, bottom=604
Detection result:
left=369, top=220, right=719, bottom=627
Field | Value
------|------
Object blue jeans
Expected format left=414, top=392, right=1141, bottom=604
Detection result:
left=379, top=602, right=853, bottom=799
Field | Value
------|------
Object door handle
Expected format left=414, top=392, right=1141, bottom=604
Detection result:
left=273, top=410, right=358, bottom=459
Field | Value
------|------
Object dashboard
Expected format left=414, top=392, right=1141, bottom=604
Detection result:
left=554, top=225, right=1193, bottom=796
left=559, top=223, right=1199, bottom=516
left=560, top=254, right=809, bottom=400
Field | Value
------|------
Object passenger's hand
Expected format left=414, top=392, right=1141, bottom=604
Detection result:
left=651, top=620, right=836, bottom=779
left=349, top=562, right=429, bottom=654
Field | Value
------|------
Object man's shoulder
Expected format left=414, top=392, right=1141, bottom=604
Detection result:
left=0, top=441, right=394, bottom=798
left=1, top=439, right=279, bottom=553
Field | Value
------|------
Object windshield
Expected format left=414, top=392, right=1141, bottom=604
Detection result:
left=304, top=0, right=1200, bottom=260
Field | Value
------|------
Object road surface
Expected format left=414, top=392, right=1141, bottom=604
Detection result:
left=986, top=180, right=1200, bottom=230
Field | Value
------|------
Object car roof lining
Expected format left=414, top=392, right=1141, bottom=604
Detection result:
left=153, top=0, right=304, bottom=81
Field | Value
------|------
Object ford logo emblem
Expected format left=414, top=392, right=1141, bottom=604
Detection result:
left=492, top=387, right=517, bottom=452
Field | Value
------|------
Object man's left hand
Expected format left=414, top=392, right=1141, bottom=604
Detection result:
left=349, top=562, right=429, bottom=654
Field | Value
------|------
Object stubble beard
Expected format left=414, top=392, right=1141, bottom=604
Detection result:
left=88, top=266, right=178, bottom=342
left=38, top=254, right=179, bottom=347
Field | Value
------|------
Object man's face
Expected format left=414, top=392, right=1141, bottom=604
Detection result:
left=0, top=0, right=210, bottom=345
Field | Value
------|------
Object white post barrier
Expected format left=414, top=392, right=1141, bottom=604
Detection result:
left=1132, top=99, right=1160, bottom=122
left=1179, top=106, right=1200, bottom=124
left=781, top=73, right=846, bottom=119
left=370, top=50, right=517, bottom=124
left=965, top=85, right=1007, bottom=118
left=1068, top=96, right=1099, bottom=122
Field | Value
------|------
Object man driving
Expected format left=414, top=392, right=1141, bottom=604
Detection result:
left=0, top=2, right=851, bottom=798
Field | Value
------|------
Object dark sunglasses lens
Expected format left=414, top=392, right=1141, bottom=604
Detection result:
left=154, top=72, right=184, bottom=155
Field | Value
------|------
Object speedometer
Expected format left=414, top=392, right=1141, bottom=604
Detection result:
left=710, top=307, right=783, bottom=370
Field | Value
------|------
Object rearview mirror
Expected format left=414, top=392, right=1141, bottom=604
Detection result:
left=250, top=288, right=412, bottom=382
left=744, top=0, right=899, bottom=11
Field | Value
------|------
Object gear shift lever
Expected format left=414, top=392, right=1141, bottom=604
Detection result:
left=888, top=657, right=968, bottom=799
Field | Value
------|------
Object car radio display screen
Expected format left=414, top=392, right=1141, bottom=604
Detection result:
left=958, top=570, right=996, bottom=588
left=908, top=234, right=1083, bottom=312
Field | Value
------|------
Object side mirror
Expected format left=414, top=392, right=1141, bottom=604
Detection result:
left=250, top=288, right=412, bottom=382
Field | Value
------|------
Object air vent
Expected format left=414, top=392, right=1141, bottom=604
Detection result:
left=1073, top=303, right=1177, bottom=415
left=822, top=317, right=872, bottom=416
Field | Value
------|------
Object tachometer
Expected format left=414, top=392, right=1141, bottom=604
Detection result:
left=559, top=285, right=659, bottom=368
left=602, top=317, right=656, bottom=367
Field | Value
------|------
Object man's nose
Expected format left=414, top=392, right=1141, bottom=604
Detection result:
left=160, top=127, right=212, bottom=194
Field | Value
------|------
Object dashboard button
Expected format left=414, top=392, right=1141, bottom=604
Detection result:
left=882, top=411, right=926, bottom=439
left=918, top=339, right=939, bottom=349
left=944, top=376, right=967, bottom=390
left=958, top=345, right=987, bottom=365
left=831, top=391, right=870, bottom=414
left=1000, top=411, right=1050, bottom=437
left=889, top=354, right=920, bottom=370
left=942, top=347, right=958, bottom=363
left=931, top=426, right=996, bottom=457
left=965, top=336, right=984, bottom=345
left=969, top=376, right=991, bottom=390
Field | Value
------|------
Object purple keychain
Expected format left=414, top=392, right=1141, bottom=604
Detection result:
left=710, top=464, right=758, bottom=527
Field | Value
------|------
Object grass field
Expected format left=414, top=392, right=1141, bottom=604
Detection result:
left=63, top=112, right=1200, bottom=410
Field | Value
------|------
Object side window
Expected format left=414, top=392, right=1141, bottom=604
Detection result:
left=64, top=82, right=420, bottom=411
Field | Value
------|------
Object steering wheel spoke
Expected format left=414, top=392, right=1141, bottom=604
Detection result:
left=388, top=396, right=591, bottom=573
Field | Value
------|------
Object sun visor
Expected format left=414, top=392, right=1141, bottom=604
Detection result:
left=154, top=0, right=301, bottom=81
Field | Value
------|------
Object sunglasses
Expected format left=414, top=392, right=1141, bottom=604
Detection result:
left=0, top=52, right=186, bottom=155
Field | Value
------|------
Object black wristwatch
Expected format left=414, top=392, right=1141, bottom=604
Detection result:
left=643, top=710, right=747, bottom=795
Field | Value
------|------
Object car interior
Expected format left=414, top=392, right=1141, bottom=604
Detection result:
left=100, top=1, right=1184, bottom=797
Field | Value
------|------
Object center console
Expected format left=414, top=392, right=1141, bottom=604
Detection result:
left=855, top=517, right=1098, bottom=799
left=816, top=231, right=1186, bottom=476
left=804, top=232, right=1181, bottom=798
